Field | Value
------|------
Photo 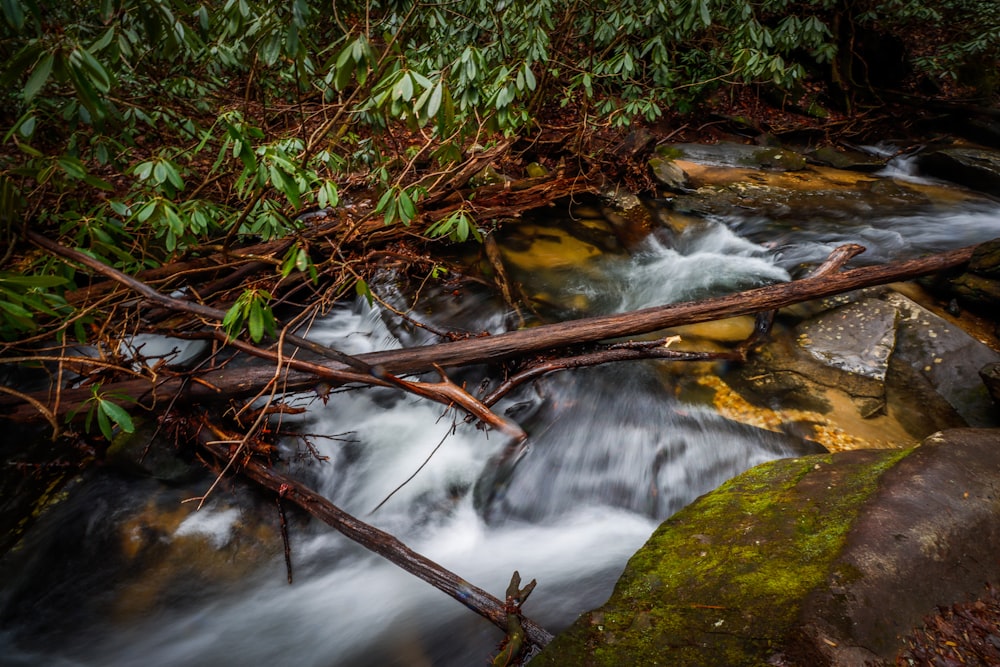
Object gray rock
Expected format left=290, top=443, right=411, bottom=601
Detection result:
left=647, top=156, right=689, bottom=191
left=797, top=297, right=898, bottom=382
left=888, top=291, right=1000, bottom=427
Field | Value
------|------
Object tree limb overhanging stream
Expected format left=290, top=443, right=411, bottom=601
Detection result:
left=1, top=240, right=977, bottom=423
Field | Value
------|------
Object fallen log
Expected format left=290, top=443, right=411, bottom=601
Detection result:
left=2, top=242, right=977, bottom=422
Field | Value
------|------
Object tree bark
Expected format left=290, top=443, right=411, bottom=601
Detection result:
left=3, top=243, right=976, bottom=422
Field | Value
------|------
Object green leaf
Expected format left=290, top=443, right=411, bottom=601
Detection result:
left=164, top=162, right=184, bottom=190
left=96, top=403, right=113, bottom=439
left=398, top=189, right=416, bottom=224
left=0, top=274, right=69, bottom=288
left=24, top=52, right=54, bottom=103
left=75, top=47, right=112, bottom=93
left=318, top=180, right=338, bottom=208
left=0, top=299, right=34, bottom=319
left=57, top=156, right=88, bottom=180
left=355, top=278, right=373, bottom=306
left=523, top=64, right=536, bottom=91
left=92, top=26, right=116, bottom=52
left=83, top=174, right=114, bottom=191
left=247, top=300, right=263, bottom=341
left=222, top=301, right=243, bottom=338
left=18, top=114, right=35, bottom=137
left=426, top=81, right=443, bottom=118
left=98, top=399, right=134, bottom=434
left=134, top=161, right=153, bottom=180
left=1, top=0, right=25, bottom=30
left=393, top=72, right=413, bottom=101
left=295, top=247, right=309, bottom=271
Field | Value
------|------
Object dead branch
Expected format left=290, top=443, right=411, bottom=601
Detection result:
left=492, top=570, right=538, bottom=667
left=27, top=230, right=371, bottom=374
left=193, top=419, right=554, bottom=650
left=218, top=334, right=524, bottom=440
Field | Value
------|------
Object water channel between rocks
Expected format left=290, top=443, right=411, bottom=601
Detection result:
left=2, top=148, right=1000, bottom=666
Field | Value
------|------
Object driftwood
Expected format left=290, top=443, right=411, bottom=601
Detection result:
left=3, top=241, right=976, bottom=423
left=193, top=419, right=554, bottom=650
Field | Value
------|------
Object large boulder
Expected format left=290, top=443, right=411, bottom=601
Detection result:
left=531, top=428, right=1000, bottom=666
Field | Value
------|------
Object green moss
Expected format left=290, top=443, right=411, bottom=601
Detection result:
left=533, top=448, right=913, bottom=666
left=654, top=145, right=685, bottom=160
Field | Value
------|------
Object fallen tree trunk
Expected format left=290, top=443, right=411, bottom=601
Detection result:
left=2, top=243, right=976, bottom=422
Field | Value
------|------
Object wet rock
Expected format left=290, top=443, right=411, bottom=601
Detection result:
left=887, top=291, right=1000, bottom=427
left=647, top=155, right=689, bottom=191
left=106, top=422, right=203, bottom=483
left=942, top=237, right=1000, bottom=313
left=668, top=167, right=929, bottom=221
left=885, top=355, right=967, bottom=438
left=918, top=146, right=1000, bottom=195
left=969, top=237, right=1000, bottom=278
left=531, top=428, right=1000, bottom=667
left=749, top=146, right=807, bottom=171
left=734, top=287, right=997, bottom=442
left=797, top=297, right=898, bottom=383
left=790, top=428, right=1000, bottom=665
left=660, top=142, right=755, bottom=166
left=796, top=296, right=898, bottom=417
left=807, top=146, right=886, bottom=172
left=740, top=297, right=894, bottom=420
left=748, top=288, right=1000, bottom=430
left=664, top=142, right=806, bottom=170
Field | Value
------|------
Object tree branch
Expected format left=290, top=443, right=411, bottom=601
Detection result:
left=193, top=419, right=554, bottom=649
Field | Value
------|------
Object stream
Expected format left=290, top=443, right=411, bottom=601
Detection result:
left=2, top=149, right=1000, bottom=666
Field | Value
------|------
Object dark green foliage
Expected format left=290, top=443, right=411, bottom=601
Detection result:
left=0, top=0, right=995, bottom=342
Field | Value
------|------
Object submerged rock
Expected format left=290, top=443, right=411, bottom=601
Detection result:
left=532, top=428, right=1000, bottom=667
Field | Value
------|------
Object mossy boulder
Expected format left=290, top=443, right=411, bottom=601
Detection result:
left=532, top=428, right=1000, bottom=666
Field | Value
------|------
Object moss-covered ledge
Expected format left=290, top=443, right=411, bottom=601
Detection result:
left=531, top=428, right=1000, bottom=666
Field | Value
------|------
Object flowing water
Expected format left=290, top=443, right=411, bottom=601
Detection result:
left=2, top=151, right=1000, bottom=666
